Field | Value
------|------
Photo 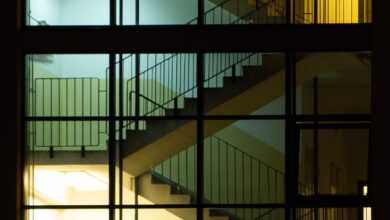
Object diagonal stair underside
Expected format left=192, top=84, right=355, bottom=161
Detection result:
left=122, top=52, right=369, bottom=177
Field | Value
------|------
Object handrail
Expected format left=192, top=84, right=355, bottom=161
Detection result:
left=122, top=52, right=259, bottom=129
left=117, top=0, right=278, bottom=128
left=124, top=0, right=277, bottom=89
left=212, top=135, right=284, bottom=174
left=129, top=91, right=169, bottom=111
left=152, top=135, right=315, bottom=220
left=104, top=54, right=135, bottom=72
left=27, top=13, right=49, bottom=26
left=152, top=135, right=285, bottom=219
left=186, top=0, right=236, bottom=24
left=253, top=208, right=275, bottom=220
left=232, top=0, right=282, bottom=24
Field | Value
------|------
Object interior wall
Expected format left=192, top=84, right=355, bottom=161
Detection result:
left=59, top=0, right=109, bottom=25
left=29, top=0, right=59, bottom=24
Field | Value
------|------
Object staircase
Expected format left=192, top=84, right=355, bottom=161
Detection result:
left=121, top=51, right=369, bottom=176
left=136, top=135, right=285, bottom=220
left=122, top=53, right=285, bottom=176
left=27, top=0, right=370, bottom=219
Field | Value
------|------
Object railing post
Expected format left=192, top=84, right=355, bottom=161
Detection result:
left=135, top=55, right=140, bottom=131
left=81, top=145, right=86, bottom=158
left=49, top=146, right=54, bottom=158
left=174, top=97, right=179, bottom=115
left=232, top=64, right=236, bottom=81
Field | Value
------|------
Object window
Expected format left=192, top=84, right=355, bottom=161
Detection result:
left=22, top=0, right=372, bottom=219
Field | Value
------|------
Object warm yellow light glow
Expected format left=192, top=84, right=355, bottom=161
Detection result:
left=64, top=171, right=107, bottom=191
left=33, top=169, right=107, bottom=204
left=363, top=185, right=368, bottom=195
left=28, top=209, right=58, bottom=220
left=30, top=166, right=185, bottom=220
left=363, top=185, right=371, bottom=220
left=34, top=170, right=67, bottom=203
left=305, top=0, right=360, bottom=23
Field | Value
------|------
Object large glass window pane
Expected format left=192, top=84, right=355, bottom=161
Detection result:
left=124, top=54, right=197, bottom=118
left=296, top=208, right=361, bottom=219
left=139, top=0, right=198, bottom=25
left=204, top=120, right=285, bottom=204
left=204, top=0, right=286, bottom=24
left=26, top=209, right=108, bottom=220
left=120, top=120, right=197, bottom=205
left=204, top=208, right=285, bottom=220
left=138, top=209, right=196, bottom=220
left=294, top=0, right=373, bottom=24
left=298, top=125, right=369, bottom=195
left=27, top=0, right=109, bottom=25
left=26, top=54, right=109, bottom=117
left=204, top=52, right=285, bottom=116
left=295, top=52, right=371, bottom=115
left=25, top=121, right=109, bottom=205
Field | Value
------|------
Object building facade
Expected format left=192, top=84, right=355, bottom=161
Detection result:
left=10, top=0, right=379, bottom=219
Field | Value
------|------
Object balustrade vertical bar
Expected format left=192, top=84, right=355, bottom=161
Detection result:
left=242, top=151, right=245, bottom=204
left=234, top=149, right=237, bottom=204
left=250, top=159, right=253, bottom=219
left=218, top=138, right=221, bottom=203
left=89, top=79, right=93, bottom=145
left=82, top=79, right=85, bottom=148
left=135, top=54, right=140, bottom=130
left=73, top=80, right=76, bottom=146
left=118, top=53, right=124, bottom=220
left=50, top=80, right=53, bottom=147
left=210, top=138, right=213, bottom=200
left=258, top=161, right=262, bottom=203
left=66, top=80, right=69, bottom=146
left=178, top=152, right=180, bottom=186
left=58, top=80, right=61, bottom=146
left=186, top=147, right=189, bottom=190
left=226, top=142, right=229, bottom=204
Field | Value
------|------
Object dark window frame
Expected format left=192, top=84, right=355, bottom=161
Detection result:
left=21, top=0, right=373, bottom=220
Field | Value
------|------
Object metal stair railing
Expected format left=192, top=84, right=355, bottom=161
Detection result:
left=151, top=135, right=285, bottom=220
left=28, top=0, right=280, bottom=149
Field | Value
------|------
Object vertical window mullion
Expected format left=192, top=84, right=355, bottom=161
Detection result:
left=197, top=52, right=204, bottom=220
left=197, top=0, right=204, bottom=218
left=108, top=54, right=117, bottom=220
left=285, top=51, right=296, bottom=219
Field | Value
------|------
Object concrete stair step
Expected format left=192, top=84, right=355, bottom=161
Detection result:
left=139, top=174, right=191, bottom=205
left=164, top=97, right=197, bottom=116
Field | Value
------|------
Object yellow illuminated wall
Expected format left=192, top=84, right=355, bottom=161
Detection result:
left=318, top=0, right=359, bottom=23
left=25, top=165, right=184, bottom=220
left=296, top=0, right=370, bottom=23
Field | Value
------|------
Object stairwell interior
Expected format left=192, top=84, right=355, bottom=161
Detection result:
left=25, top=0, right=372, bottom=219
